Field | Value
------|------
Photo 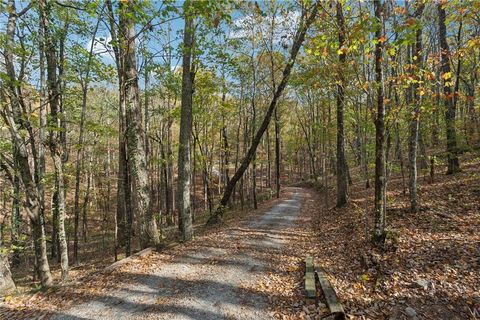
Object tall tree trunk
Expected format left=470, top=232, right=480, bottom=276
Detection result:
left=73, top=15, right=101, bottom=263
left=438, top=3, right=460, bottom=174
left=336, top=1, right=348, bottom=207
left=207, top=2, right=319, bottom=224
left=373, top=0, right=387, bottom=243
left=408, top=2, right=425, bottom=213
left=106, top=0, right=128, bottom=252
left=120, top=1, right=160, bottom=249
left=37, top=10, right=48, bottom=279
left=118, top=109, right=129, bottom=253
left=39, top=0, right=68, bottom=281
left=233, top=97, right=243, bottom=205
left=177, top=2, right=194, bottom=241
left=251, top=59, right=258, bottom=210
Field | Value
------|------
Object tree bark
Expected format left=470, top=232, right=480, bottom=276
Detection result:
left=251, top=54, right=258, bottom=210
left=373, top=0, right=387, bottom=243
left=438, top=3, right=460, bottom=174
left=38, top=0, right=69, bottom=281
left=120, top=1, right=160, bottom=249
left=11, top=174, right=20, bottom=267
left=408, top=2, right=425, bottom=213
left=106, top=0, right=129, bottom=252
left=274, top=108, right=281, bottom=198
left=177, top=1, right=195, bottom=241
left=82, top=157, right=92, bottom=243
left=336, top=1, right=348, bottom=207
left=0, top=249, right=15, bottom=296
left=74, top=15, right=101, bottom=263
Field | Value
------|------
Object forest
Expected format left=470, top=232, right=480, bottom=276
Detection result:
left=0, top=0, right=479, bottom=319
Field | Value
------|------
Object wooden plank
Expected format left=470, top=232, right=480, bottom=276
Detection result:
left=306, top=256, right=314, bottom=273
left=315, top=264, right=345, bottom=320
left=305, top=256, right=316, bottom=298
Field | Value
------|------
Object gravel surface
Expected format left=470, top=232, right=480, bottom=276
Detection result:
left=53, top=188, right=303, bottom=320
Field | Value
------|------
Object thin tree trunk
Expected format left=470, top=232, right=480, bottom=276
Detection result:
left=395, top=123, right=406, bottom=195
left=336, top=1, right=348, bottom=207
left=296, top=111, right=317, bottom=180
left=82, top=156, right=92, bottom=243
left=251, top=61, right=258, bottom=210
left=274, top=108, right=281, bottom=198
left=167, top=121, right=174, bottom=223
left=73, top=15, right=101, bottom=263
left=373, top=0, right=387, bottom=243
left=11, top=174, right=20, bottom=267
left=37, top=9, right=48, bottom=280
left=106, top=0, right=128, bottom=252
left=159, top=131, right=173, bottom=225
left=266, top=127, right=272, bottom=189
left=408, top=2, right=424, bottom=213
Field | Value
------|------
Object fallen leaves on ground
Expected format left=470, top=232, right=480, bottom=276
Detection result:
left=3, top=154, right=479, bottom=320
left=310, top=153, right=480, bottom=319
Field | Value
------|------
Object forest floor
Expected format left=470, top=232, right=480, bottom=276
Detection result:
left=2, top=153, right=479, bottom=320
left=1, top=187, right=321, bottom=320
left=306, top=152, right=480, bottom=320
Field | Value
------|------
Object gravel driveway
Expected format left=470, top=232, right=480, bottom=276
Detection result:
left=53, top=188, right=303, bottom=320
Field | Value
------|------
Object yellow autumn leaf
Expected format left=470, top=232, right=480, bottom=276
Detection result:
left=442, top=72, right=452, bottom=80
